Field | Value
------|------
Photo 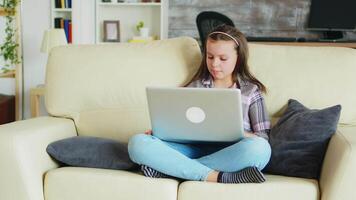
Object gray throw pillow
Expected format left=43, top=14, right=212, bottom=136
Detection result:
left=47, top=136, right=138, bottom=170
left=264, top=99, right=341, bottom=179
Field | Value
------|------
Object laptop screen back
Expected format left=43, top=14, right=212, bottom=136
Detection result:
left=146, top=87, right=244, bottom=143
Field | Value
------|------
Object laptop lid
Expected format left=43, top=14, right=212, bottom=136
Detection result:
left=146, top=87, right=244, bottom=143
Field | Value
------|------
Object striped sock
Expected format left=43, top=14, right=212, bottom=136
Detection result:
left=141, top=165, right=170, bottom=178
left=217, top=167, right=266, bottom=184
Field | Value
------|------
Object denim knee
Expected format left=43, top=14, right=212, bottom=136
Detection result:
left=244, top=137, right=271, bottom=170
left=128, top=133, right=152, bottom=164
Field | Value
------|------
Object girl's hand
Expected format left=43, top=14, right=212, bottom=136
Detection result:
left=144, top=129, right=153, bottom=135
left=244, top=132, right=256, bottom=138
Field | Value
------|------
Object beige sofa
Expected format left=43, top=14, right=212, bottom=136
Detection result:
left=1, top=37, right=356, bottom=200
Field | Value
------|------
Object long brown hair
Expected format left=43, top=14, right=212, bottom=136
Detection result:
left=185, top=24, right=267, bottom=93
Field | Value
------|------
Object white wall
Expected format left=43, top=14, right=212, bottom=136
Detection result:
left=21, top=0, right=51, bottom=119
left=73, top=0, right=95, bottom=45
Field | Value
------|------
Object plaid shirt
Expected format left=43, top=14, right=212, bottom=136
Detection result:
left=187, top=77, right=270, bottom=140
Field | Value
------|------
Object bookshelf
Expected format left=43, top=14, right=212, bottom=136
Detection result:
left=51, top=0, right=72, bottom=43
left=95, top=0, right=168, bottom=43
left=0, top=3, right=23, bottom=120
left=0, top=70, right=15, bottom=78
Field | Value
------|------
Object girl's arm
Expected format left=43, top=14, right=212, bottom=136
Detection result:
left=244, top=131, right=257, bottom=137
left=248, top=91, right=271, bottom=140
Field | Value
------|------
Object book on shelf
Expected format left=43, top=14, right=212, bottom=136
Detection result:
left=55, top=0, right=72, bottom=8
left=54, top=17, right=61, bottom=28
left=60, top=19, right=64, bottom=29
left=54, top=17, right=72, bottom=43
left=55, top=0, right=60, bottom=8
left=68, top=21, right=72, bottom=43
left=64, top=20, right=69, bottom=43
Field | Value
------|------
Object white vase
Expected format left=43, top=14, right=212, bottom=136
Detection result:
left=139, top=27, right=149, bottom=37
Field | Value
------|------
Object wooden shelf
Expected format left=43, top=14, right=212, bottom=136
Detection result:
left=0, top=70, right=15, bottom=78
left=95, top=0, right=168, bottom=43
left=53, top=8, right=72, bottom=12
left=249, top=42, right=356, bottom=48
left=0, top=7, right=14, bottom=16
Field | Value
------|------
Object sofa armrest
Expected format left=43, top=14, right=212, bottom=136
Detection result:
left=0, top=117, right=77, bottom=200
left=319, top=126, right=356, bottom=200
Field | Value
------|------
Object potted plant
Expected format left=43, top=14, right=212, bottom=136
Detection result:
left=0, top=0, right=20, bottom=73
left=136, top=21, right=149, bottom=37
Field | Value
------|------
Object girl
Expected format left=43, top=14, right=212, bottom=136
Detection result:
left=128, top=25, right=271, bottom=184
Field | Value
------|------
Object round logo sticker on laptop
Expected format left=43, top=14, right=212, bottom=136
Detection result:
left=186, top=107, right=205, bottom=123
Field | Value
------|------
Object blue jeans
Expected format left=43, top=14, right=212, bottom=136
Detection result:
left=128, top=134, right=271, bottom=181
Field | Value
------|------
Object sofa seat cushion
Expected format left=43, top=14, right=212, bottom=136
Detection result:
left=44, top=167, right=179, bottom=200
left=178, top=175, right=319, bottom=200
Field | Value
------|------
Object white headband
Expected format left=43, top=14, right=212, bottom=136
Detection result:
left=208, top=31, right=239, bottom=46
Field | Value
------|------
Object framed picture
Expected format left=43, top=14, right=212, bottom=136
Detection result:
left=103, top=20, right=120, bottom=42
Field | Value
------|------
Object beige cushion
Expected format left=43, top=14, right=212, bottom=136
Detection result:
left=44, top=167, right=179, bottom=200
left=248, top=44, right=356, bottom=125
left=178, top=175, right=319, bottom=200
left=45, top=37, right=201, bottom=142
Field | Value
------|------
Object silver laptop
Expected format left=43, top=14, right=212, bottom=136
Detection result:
left=146, top=87, right=245, bottom=143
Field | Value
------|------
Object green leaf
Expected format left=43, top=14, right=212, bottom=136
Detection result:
left=0, top=1, right=21, bottom=67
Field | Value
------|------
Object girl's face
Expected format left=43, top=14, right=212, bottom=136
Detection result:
left=206, top=39, right=238, bottom=84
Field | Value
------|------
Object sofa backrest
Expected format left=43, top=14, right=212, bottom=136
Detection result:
left=46, top=37, right=356, bottom=142
left=45, top=37, right=202, bottom=142
left=248, top=44, right=356, bottom=125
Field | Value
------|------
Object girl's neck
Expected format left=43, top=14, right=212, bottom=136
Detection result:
left=213, top=78, right=234, bottom=88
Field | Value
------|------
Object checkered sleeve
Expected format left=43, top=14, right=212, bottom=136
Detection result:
left=248, top=90, right=271, bottom=140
